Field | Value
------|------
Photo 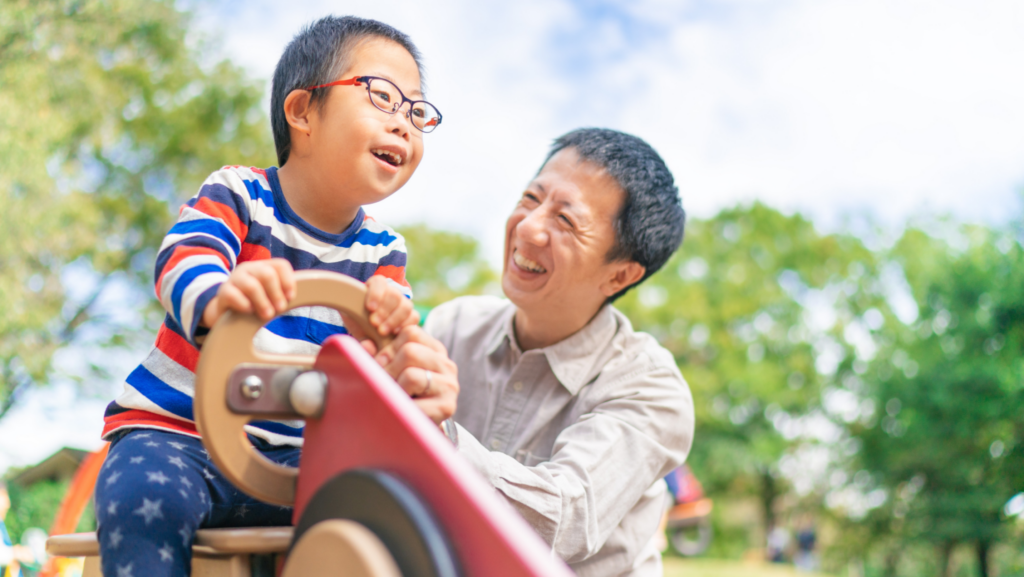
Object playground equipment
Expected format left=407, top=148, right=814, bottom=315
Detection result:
left=47, top=271, right=574, bottom=576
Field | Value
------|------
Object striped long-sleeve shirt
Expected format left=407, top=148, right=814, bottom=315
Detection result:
left=103, top=166, right=411, bottom=446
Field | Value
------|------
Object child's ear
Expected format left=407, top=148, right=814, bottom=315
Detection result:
left=283, top=89, right=314, bottom=138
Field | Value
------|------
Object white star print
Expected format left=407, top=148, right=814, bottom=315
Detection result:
left=133, top=498, right=164, bottom=525
left=234, top=503, right=249, bottom=518
left=105, top=470, right=122, bottom=486
left=109, top=527, right=124, bottom=549
left=129, top=456, right=145, bottom=464
left=145, top=441, right=160, bottom=447
left=103, top=453, right=121, bottom=468
left=146, top=471, right=171, bottom=485
left=167, top=456, right=186, bottom=470
left=107, top=501, right=118, bottom=515
left=179, top=489, right=189, bottom=500
left=179, top=476, right=193, bottom=488
left=202, top=468, right=216, bottom=480
left=198, top=490, right=206, bottom=503
left=201, top=448, right=209, bottom=458
left=158, top=543, right=173, bottom=562
left=133, top=432, right=152, bottom=439
left=117, top=562, right=134, bottom=577
left=167, top=441, right=187, bottom=451
left=179, top=525, right=191, bottom=547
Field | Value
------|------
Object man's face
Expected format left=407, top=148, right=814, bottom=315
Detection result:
left=306, top=38, right=425, bottom=206
left=502, top=148, right=635, bottom=321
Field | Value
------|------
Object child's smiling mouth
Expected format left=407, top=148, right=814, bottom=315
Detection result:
left=371, top=147, right=405, bottom=167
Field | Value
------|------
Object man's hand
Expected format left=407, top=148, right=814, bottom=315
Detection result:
left=362, top=325, right=459, bottom=424
left=365, top=275, right=419, bottom=336
left=201, top=259, right=297, bottom=327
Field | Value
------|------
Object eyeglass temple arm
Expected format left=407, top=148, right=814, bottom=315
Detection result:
left=303, top=76, right=366, bottom=91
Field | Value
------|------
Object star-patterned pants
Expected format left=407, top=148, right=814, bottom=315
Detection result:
left=95, top=429, right=300, bottom=577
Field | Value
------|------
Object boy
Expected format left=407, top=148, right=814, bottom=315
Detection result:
left=94, top=16, right=442, bottom=577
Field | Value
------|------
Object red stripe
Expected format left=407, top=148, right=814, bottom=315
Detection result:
left=251, top=167, right=267, bottom=179
left=193, top=197, right=248, bottom=241
left=239, top=242, right=272, bottom=264
left=102, top=410, right=199, bottom=438
left=373, top=265, right=410, bottom=288
left=156, top=245, right=230, bottom=297
left=155, top=325, right=199, bottom=372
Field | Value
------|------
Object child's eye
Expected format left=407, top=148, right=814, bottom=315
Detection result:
left=373, top=91, right=391, bottom=103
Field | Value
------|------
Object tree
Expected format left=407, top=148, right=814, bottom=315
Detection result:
left=0, top=0, right=274, bottom=413
left=396, top=224, right=498, bottom=310
left=850, top=224, right=1024, bottom=577
left=615, top=203, right=883, bottom=548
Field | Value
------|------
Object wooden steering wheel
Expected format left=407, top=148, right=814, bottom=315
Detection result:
left=194, top=271, right=391, bottom=506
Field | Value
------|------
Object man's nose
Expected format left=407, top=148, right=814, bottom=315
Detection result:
left=516, top=208, right=549, bottom=245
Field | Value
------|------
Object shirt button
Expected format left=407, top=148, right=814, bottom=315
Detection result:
left=513, top=381, right=523, bottom=392
left=490, top=439, right=501, bottom=450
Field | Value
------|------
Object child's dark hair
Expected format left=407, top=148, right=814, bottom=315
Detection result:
left=543, top=128, right=686, bottom=301
left=271, top=16, right=423, bottom=166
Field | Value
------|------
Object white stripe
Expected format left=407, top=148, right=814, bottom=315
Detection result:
left=244, top=425, right=304, bottom=446
left=179, top=271, right=228, bottom=339
left=252, top=327, right=322, bottom=356
left=139, top=346, right=196, bottom=398
left=247, top=205, right=405, bottom=264
left=159, top=254, right=230, bottom=313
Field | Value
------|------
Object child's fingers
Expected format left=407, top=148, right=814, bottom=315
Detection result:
left=371, top=288, right=403, bottom=335
left=216, top=283, right=253, bottom=317
left=250, top=264, right=288, bottom=312
left=269, top=258, right=297, bottom=302
left=381, top=297, right=417, bottom=336
left=233, top=271, right=276, bottom=320
left=364, top=275, right=388, bottom=312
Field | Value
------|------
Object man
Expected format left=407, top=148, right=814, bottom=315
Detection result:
left=368, top=128, right=693, bottom=576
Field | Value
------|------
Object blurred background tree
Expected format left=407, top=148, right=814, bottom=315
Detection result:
left=0, top=0, right=273, bottom=414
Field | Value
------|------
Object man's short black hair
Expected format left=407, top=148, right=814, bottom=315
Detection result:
left=271, top=16, right=423, bottom=166
left=543, top=128, right=685, bottom=301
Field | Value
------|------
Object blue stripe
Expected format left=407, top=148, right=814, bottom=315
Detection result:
left=306, top=318, right=348, bottom=345
left=125, top=365, right=194, bottom=420
left=263, top=316, right=313, bottom=341
left=171, top=264, right=226, bottom=329
left=338, top=227, right=397, bottom=248
left=168, top=219, right=241, bottom=256
left=249, top=420, right=304, bottom=437
left=187, top=182, right=252, bottom=225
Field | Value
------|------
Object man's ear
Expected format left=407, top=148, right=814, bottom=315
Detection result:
left=600, top=260, right=646, bottom=298
left=283, top=89, right=315, bottom=145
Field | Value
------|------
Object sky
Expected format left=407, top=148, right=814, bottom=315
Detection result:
left=3, top=0, right=1024, bottom=473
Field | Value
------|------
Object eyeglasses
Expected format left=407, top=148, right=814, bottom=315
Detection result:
left=304, top=75, right=443, bottom=133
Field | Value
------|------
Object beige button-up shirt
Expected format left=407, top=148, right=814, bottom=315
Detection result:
left=425, top=296, right=694, bottom=576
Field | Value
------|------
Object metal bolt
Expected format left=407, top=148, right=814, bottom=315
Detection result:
left=241, top=375, right=264, bottom=400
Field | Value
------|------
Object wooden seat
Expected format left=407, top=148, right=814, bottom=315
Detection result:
left=47, top=527, right=293, bottom=577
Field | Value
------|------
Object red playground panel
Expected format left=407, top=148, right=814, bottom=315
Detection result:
left=297, top=335, right=573, bottom=577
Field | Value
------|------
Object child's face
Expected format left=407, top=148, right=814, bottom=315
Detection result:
left=308, top=38, right=425, bottom=205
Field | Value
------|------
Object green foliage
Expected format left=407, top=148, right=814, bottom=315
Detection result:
left=397, top=224, right=498, bottom=309
left=0, top=0, right=274, bottom=407
left=5, top=480, right=95, bottom=543
left=846, top=224, right=1024, bottom=574
left=616, top=203, right=881, bottom=529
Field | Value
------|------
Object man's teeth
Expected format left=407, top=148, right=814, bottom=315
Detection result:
left=371, top=149, right=403, bottom=166
left=513, top=251, right=547, bottom=273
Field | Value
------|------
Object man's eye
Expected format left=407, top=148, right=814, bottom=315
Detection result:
left=523, top=193, right=539, bottom=203
left=559, top=215, right=573, bottom=228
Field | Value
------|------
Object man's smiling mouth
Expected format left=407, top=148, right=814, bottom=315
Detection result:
left=513, top=250, right=547, bottom=274
left=371, top=148, right=404, bottom=167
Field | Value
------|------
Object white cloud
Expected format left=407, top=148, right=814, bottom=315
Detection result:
left=189, top=0, right=1024, bottom=267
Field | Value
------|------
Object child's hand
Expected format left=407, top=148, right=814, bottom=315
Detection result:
left=365, top=275, right=419, bottom=336
left=201, top=259, right=297, bottom=327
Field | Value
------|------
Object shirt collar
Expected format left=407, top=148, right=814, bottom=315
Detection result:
left=488, top=303, right=619, bottom=395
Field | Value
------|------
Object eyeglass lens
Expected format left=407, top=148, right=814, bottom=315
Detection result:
left=366, top=78, right=441, bottom=132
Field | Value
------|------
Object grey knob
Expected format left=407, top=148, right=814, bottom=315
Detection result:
left=241, top=375, right=264, bottom=400
left=290, top=371, right=327, bottom=418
